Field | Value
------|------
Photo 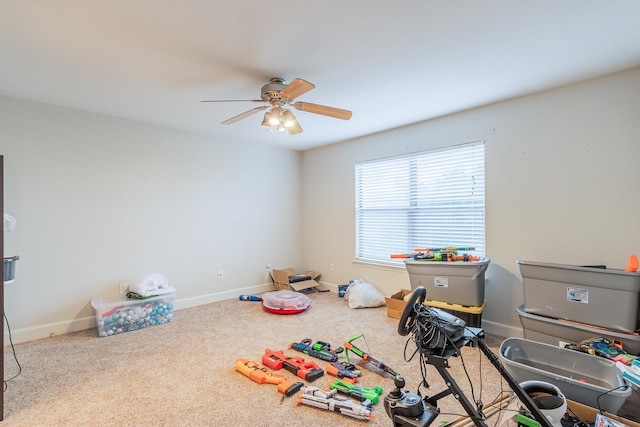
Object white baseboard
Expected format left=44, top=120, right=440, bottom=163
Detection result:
left=4, top=315, right=97, bottom=345
left=173, top=283, right=274, bottom=310
left=481, top=318, right=523, bottom=339
left=4, top=283, right=275, bottom=345
left=319, top=282, right=523, bottom=339
left=4, top=282, right=522, bottom=344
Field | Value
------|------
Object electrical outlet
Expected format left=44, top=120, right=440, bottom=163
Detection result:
left=330, top=263, right=334, bottom=272
left=265, top=262, right=271, bottom=269
left=218, top=269, right=224, bottom=279
left=119, top=282, right=128, bottom=294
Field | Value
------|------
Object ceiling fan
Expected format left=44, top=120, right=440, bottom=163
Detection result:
left=201, top=77, right=352, bottom=135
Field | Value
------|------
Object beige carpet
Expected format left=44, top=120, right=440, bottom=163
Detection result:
left=1, top=290, right=635, bottom=426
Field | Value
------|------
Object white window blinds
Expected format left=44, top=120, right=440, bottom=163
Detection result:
left=355, top=141, right=485, bottom=265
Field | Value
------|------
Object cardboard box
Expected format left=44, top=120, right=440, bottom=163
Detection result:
left=566, top=399, right=639, bottom=427
left=446, top=397, right=639, bottom=427
left=385, top=289, right=412, bottom=319
left=271, top=268, right=321, bottom=291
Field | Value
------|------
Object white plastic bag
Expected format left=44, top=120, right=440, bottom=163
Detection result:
left=128, top=273, right=175, bottom=297
left=4, top=212, right=15, bottom=232
left=344, top=279, right=386, bottom=309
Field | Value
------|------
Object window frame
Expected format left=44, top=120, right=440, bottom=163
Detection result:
left=354, top=141, right=485, bottom=269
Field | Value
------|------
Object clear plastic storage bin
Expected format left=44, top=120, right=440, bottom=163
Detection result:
left=91, top=293, right=175, bottom=337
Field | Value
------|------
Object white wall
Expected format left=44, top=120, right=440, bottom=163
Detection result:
left=3, top=67, right=639, bottom=343
left=1, top=96, right=304, bottom=343
left=301, top=67, right=640, bottom=337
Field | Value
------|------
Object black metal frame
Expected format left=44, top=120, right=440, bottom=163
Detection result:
left=417, top=328, right=553, bottom=427
left=394, top=287, right=553, bottom=427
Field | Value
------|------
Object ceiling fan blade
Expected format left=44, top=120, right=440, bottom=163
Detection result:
left=279, top=78, right=316, bottom=100
left=221, top=105, right=268, bottom=125
left=201, top=99, right=263, bottom=103
left=293, top=102, right=352, bottom=120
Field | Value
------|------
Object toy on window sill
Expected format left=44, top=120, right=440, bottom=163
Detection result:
left=390, top=246, right=480, bottom=262
left=625, top=254, right=638, bottom=272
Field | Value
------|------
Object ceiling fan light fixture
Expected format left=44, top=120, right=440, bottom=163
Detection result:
left=281, top=109, right=297, bottom=128
left=267, top=106, right=283, bottom=126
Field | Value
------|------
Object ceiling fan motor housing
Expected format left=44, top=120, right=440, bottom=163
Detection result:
left=261, top=78, right=288, bottom=102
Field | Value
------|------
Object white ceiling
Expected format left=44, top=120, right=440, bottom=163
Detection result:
left=2, top=1, right=640, bottom=151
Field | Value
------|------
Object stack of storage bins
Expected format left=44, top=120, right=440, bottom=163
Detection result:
left=510, top=262, right=640, bottom=418
left=405, top=258, right=490, bottom=327
left=516, top=260, right=640, bottom=355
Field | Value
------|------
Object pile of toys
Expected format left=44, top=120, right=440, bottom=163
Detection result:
left=565, top=336, right=640, bottom=389
left=390, top=246, right=480, bottom=262
left=234, top=334, right=400, bottom=421
left=565, top=336, right=639, bottom=365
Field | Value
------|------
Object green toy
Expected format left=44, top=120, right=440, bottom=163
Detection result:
left=329, top=379, right=383, bottom=404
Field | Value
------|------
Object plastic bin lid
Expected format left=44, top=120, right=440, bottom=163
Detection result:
left=262, top=290, right=311, bottom=315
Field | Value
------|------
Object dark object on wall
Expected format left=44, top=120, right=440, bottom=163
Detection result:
left=1, top=155, right=5, bottom=420
left=4, top=255, right=19, bottom=284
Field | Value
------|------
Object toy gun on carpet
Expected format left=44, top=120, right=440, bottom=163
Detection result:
left=326, top=362, right=361, bottom=383
left=289, top=339, right=339, bottom=363
left=330, top=379, right=384, bottom=404
left=235, top=358, right=303, bottom=396
left=344, top=334, right=400, bottom=378
left=311, top=340, right=344, bottom=358
left=296, top=386, right=375, bottom=421
left=262, top=348, right=324, bottom=382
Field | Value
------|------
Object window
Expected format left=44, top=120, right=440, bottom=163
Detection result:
left=355, top=141, right=485, bottom=266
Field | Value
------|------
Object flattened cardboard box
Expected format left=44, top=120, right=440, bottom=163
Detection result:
left=386, top=289, right=412, bottom=319
left=566, top=400, right=639, bottom=427
left=271, top=268, right=321, bottom=291
left=446, top=398, right=639, bottom=427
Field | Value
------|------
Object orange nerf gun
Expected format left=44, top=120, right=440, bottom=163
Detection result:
left=262, top=348, right=325, bottom=382
left=235, top=358, right=303, bottom=396
left=325, top=362, right=361, bottom=383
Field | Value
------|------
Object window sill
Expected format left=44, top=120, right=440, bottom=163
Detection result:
left=352, top=258, right=407, bottom=272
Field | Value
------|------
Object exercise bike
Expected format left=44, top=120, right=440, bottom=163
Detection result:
left=383, top=286, right=555, bottom=427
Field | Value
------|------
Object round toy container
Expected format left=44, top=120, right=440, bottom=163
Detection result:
left=262, top=290, right=311, bottom=315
